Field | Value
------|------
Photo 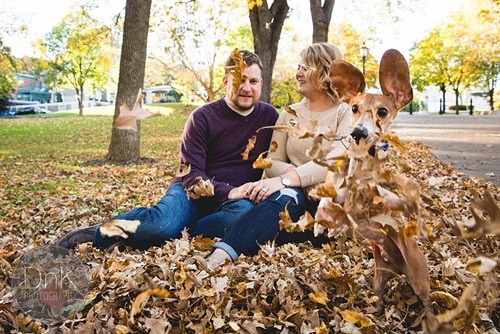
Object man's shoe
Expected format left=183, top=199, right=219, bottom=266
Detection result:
left=55, top=225, right=99, bottom=249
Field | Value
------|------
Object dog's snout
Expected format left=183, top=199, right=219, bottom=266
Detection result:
left=351, top=128, right=368, bottom=144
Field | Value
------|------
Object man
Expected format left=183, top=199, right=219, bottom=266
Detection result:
left=56, top=50, right=278, bottom=251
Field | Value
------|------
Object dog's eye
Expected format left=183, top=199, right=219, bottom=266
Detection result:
left=377, top=108, right=388, bottom=117
left=352, top=105, right=359, bottom=113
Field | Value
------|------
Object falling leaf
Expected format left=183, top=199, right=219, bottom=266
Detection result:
left=252, top=152, right=272, bottom=169
left=242, top=135, right=257, bottom=160
left=226, top=48, right=247, bottom=93
left=167, top=164, right=191, bottom=178
left=430, top=291, right=459, bottom=309
left=315, top=183, right=337, bottom=198
left=435, top=281, right=478, bottom=323
left=100, top=219, right=141, bottom=239
left=283, top=105, right=298, bottom=117
left=280, top=210, right=315, bottom=233
left=114, top=89, right=161, bottom=132
left=381, top=133, right=406, bottom=152
left=186, top=177, right=215, bottom=199
left=466, top=257, right=498, bottom=274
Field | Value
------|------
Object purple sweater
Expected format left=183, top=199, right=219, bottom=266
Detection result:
left=176, top=98, right=278, bottom=209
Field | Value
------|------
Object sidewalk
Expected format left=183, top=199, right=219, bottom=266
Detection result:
left=392, top=112, right=500, bottom=187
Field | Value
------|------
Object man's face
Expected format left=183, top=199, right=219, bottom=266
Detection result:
left=224, top=64, right=263, bottom=111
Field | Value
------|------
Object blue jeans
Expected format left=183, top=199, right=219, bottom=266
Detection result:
left=214, top=188, right=327, bottom=260
left=92, top=182, right=254, bottom=250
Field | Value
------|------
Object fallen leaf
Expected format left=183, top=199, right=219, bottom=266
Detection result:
left=130, top=288, right=170, bottom=322
left=340, top=309, right=373, bottom=327
left=308, top=290, right=329, bottom=306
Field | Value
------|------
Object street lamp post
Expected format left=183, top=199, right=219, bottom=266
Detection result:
left=360, top=42, right=369, bottom=76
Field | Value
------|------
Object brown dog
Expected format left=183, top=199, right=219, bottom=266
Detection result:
left=314, top=49, right=431, bottom=310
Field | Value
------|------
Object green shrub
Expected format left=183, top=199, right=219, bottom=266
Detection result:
left=448, top=105, right=467, bottom=111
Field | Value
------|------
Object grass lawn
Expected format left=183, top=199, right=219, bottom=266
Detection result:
left=0, top=103, right=194, bottom=159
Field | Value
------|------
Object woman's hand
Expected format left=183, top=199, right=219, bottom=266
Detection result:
left=246, top=177, right=284, bottom=203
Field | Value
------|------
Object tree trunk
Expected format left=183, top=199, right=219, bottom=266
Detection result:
left=310, top=0, right=335, bottom=43
left=488, top=88, right=494, bottom=112
left=249, top=0, right=289, bottom=103
left=454, top=89, right=460, bottom=115
left=440, top=83, right=446, bottom=114
left=106, top=0, right=152, bottom=163
left=76, top=86, right=84, bottom=117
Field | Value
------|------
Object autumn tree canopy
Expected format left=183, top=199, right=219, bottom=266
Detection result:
left=38, top=4, right=115, bottom=116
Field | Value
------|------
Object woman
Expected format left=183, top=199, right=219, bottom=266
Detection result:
left=202, top=43, right=351, bottom=267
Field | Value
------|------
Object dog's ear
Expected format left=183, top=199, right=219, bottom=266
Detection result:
left=330, top=60, right=365, bottom=103
left=379, top=49, right=413, bottom=110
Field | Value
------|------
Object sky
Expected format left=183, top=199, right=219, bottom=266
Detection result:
left=1, top=0, right=468, bottom=60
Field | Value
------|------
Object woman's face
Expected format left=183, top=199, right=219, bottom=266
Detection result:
left=296, top=60, right=319, bottom=98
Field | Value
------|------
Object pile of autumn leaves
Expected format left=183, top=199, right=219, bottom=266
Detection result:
left=0, top=137, right=498, bottom=333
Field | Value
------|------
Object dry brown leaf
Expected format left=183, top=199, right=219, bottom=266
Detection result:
left=191, top=235, right=214, bottom=250
left=283, top=105, right=298, bottom=117
left=269, top=140, right=278, bottom=153
left=315, top=183, right=337, bottom=198
left=114, top=89, right=161, bottom=132
left=186, top=177, right=215, bottom=199
left=466, top=190, right=500, bottom=236
left=340, top=309, right=373, bottom=327
left=241, top=135, right=257, bottom=160
left=315, top=198, right=357, bottom=229
left=466, top=257, right=497, bottom=274
left=435, top=281, right=478, bottom=323
left=279, top=210, right=315, bottom=233
left=130, top=288, right=170, bottom=322
left=430, top=291, right=459, bottom=309
left=99, top=219, right=141, bottom=239
left=308, top=290, right=329, bottom=306
left=314, top=321, right=329, bottom=334
left=376, top=185, right=406, bottom=211
left=381, top=133, right=406, bottom=152
left=252, top=152, right=272, bottom=169
left=175, top=164, right=191, bottom=178
left=227, top=48, right=247, bottom=93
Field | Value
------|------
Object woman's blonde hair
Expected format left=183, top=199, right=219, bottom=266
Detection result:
left=300, top=43, right=344, bottom=101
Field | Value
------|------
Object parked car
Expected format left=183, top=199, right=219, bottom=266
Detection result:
left=0, top=108, right=16, bottom=117
left=14, top=106, right=48, bottom=115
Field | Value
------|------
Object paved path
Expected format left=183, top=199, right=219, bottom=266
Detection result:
left=392, top=112, right=500, bottom=187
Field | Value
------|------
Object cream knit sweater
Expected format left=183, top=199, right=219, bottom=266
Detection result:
left=265, top=100, right=351, bottom=187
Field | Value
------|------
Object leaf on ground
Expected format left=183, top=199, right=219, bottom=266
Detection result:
left=340, top=309, right=373, bottom=327
left=308, top=290, right=329, bottom=306
left=130, top=288, right=170, bottom=322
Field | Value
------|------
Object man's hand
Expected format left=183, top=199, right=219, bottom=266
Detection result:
left=227, top=183, right=253, bottom=200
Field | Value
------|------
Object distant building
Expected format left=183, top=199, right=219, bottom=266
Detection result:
left=13, top=73, right=51, bottom=103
